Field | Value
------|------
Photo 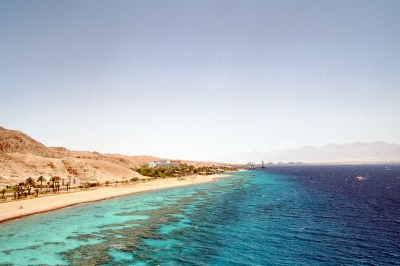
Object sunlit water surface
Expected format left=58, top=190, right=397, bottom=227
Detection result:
left=0, top=164, right=399, bottom=265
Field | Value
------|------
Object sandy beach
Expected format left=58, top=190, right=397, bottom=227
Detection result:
left=0, top=174, right=227, bottom=224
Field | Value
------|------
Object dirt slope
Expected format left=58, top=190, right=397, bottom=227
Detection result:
left=0, top=127, right=156, bottom=186
left=0, top=126, right=57, bottom=158
left=0, top=126, right=218, bottom=187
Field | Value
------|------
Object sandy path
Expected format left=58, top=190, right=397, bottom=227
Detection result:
left=0, top=175, right=225, bottom=224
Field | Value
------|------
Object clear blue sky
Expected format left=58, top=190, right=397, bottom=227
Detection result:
left=1, top=0, right=399, bottom=162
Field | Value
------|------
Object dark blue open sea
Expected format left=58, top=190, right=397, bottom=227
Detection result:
left=0, top=164, right=399, bottom=265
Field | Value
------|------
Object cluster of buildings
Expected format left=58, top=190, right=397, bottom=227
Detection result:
left=147, top=160, right=181, bottom=168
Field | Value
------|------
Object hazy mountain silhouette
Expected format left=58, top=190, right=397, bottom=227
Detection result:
left=223, top=142, right=400, bottom=164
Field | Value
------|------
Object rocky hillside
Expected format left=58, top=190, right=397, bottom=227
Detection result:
left=0, top=126, right=58, bottom=158
left=0, top=126, right=162, bottom=186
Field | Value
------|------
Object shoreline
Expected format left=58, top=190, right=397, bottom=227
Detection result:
left=0, top=174, right=230, bottom=224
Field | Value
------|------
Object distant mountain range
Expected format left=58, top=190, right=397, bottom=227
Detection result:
left=222, top=142, right=400, bottom=164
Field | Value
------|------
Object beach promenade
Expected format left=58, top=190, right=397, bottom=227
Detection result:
left=0, top=174, right=225, bottom=224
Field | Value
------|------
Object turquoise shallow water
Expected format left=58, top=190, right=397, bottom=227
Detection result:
left=0, top=165, right=399, bottom=265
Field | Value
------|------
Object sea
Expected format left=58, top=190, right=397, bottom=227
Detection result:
left=0, top=164, right=399, bottom=265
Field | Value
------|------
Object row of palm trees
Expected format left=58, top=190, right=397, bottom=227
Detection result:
left=1, top=173, right=152, bottom=201
left=2, top=176, right=74, bottom=200
left=1, top=175, right=142, bottom=200
left=134, top=164, right=239, bottom=178
left=1, top=164, right=239, bottom=200
left=103, top=177, right=140, bottom=187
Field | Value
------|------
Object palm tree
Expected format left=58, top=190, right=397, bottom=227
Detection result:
left=12, top=185, right=19, bottom=199
left=54, top=176, right=61, bottom=192
left=25, top=177, right=36, bottom=195
left=50, top=176, right=61, bottom=192
left=1, top=188, right=6, bottom=198
left=49, top=176, right=56, bottom=190
left=37, top=176, right=45, bottom=187
left=13, top=185, right=24, bottom=199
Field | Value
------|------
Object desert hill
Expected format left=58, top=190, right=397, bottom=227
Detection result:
left=0, top=126, right=221, bottom=187
left=0, top=127, right=166, bottom=186
left=0, top=126, right=59, bottom=158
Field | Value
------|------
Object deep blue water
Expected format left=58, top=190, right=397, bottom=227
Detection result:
left=0, top=164, right=399, bottom=265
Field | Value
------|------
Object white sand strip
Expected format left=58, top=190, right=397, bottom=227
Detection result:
left=0, top=174, right=228, bottom=224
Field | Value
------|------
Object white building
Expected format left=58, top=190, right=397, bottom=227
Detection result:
left=148, top=160, right=179, bottom=168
